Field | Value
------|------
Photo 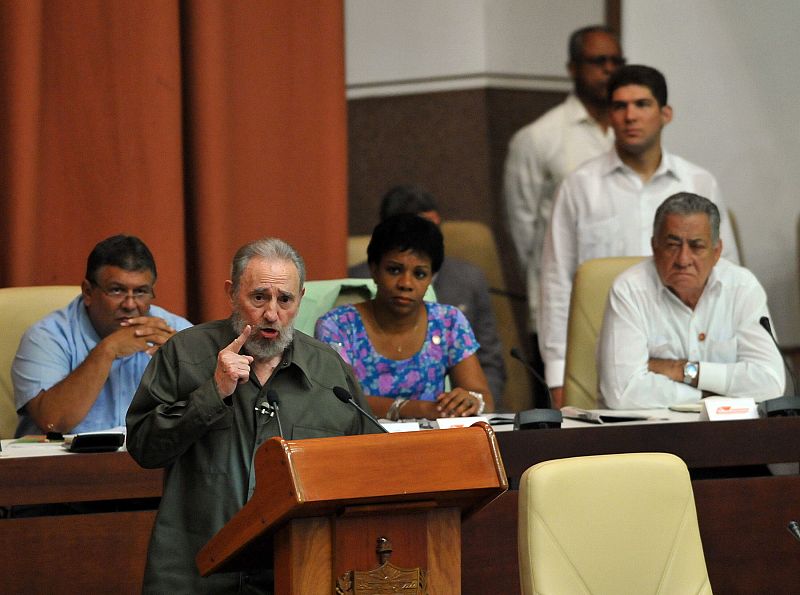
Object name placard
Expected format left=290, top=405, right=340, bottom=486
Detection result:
left=434, top=416, right=488, bottom=429
left=699, top=397, right=759, bottom=421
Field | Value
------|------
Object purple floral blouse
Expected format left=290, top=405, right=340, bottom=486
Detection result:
left=314, top=302, right=479, bottom=401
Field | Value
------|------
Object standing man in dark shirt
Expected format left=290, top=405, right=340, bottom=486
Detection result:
left=127, top=237, right=379, bottom=594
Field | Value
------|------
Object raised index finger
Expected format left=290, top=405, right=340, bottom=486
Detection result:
left=226, top=325, right=251, bottom=353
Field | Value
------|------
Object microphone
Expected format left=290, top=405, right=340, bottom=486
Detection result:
left=510, top=347, right=553, bottom=409
left=266, top=389, right=285, bottom=437
left=757, top=317, right=800, bottom=417
left=788, top=520, right=800, bottom=543
left=509, top=348, right=562, bottom=430
left=332, top=386, right=388, bottom=433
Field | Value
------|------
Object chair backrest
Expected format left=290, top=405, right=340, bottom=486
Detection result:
left=347, top=235, right=371, bottom=268
left=295, top=278, right=436, bottom=336
left=563, top=256, right=644, bottom=409
left=440, top=220, right=532, bottom=411
left=518, top=452, right=712, bottom=595
left=0, top=285, right=81, bottom=439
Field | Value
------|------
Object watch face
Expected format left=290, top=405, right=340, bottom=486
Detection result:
left=684, top=362, right=699, bottom=382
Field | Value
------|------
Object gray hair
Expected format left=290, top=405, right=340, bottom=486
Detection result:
left=230, top=237, right=306, bottom=295
left=653, top=193, right=721, bottom=245
left=568, top=25, right=618, bottom=63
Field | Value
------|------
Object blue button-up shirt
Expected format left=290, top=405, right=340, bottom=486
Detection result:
left=12, top=295, right=192, bottom=436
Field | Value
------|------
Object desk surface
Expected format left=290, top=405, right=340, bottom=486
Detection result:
left=497, top=415, right=800, bottom=477
left=2, top=417, right=799, bottom=594
left=0, top=445, right=162, bottom=507
left=2, top=415, right=798, bottom=505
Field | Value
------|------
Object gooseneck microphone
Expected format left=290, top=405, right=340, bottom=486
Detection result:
left=788, top=520, right=800, bottom=543
left=757, top=316, right=800, bottom=417
left=266, top=389, right=285, bottom=437
left=510, top=347, right=553, bottom=409
left=509, top=348, right=562, bottom=430
left=332, top=386, right=388, bottom=433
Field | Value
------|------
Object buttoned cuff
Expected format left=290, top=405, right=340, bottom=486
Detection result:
left=697, top=362, right=729, bottom=395
left=545, top=360, right=566, bottom=388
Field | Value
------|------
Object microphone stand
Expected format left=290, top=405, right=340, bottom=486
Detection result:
left=509, top=348, right=562, bottom=430
left=266, top=389, right=285, bottom=437
left=757, top=317, right=800, bottom=417
left=333, top=386, right=389, bottom=434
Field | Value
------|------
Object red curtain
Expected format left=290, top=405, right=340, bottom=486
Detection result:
left=0, top=0, right=348, bottom=322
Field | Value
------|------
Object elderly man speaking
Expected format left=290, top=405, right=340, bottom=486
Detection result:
left=127, top=237, right=379, bottom=594
left=597, top=192, right=785, bottom=409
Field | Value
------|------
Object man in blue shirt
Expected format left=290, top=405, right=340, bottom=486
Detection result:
left=12, top=235, right=192, bottom=436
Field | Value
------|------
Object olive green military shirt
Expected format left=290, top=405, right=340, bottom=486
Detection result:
left=126, top=318, right=379, bottom=594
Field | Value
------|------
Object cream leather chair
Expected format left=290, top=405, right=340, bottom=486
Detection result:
left=440, top=220, right=531, bottom=411
left=346, top=234, right=370, bottom=270
left=0, top=285, right=81, bottom=438
left=518, top=452, right=712, bottom=595
left=563, top=256, right=644, bottom=410
left=348, top=220, right=533, bottom=411
left=295, top=278, right=436, bottom=336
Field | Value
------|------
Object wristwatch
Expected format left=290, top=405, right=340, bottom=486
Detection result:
left=683, top=361, right=699, bottom=385
left=468, top=391, right=486, bottom=415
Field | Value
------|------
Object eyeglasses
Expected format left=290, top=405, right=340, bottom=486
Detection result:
left=90, top=282, right=155, bottom=303
left=580, top=54, right=626, bottom=67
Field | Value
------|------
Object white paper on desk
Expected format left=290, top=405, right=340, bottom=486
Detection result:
left=698, top=397, right=758, bottom=421
left=381, top=421, right=421, bottom=433
left=434, top=416, right=488, bottom=429
left=560, top=407, right=652, bottom=424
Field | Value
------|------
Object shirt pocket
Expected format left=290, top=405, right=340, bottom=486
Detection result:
left=188, top=414, right=234, bottom=475
left=577, top=215, right=623, bottom=262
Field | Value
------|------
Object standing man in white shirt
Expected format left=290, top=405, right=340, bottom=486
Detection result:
left=503, top=26, right=623, bottom=393
left=597, top=193, right=784, bottom=409
left=538, top=65, right=740, bottom=406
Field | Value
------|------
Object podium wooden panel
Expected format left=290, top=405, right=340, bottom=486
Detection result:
left=197, top=422, right=507, bottom=593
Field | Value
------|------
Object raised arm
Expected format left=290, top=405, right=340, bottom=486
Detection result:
left=126, top=326, right=238, bottom=469
left=17, top=315, right=178, bottom=433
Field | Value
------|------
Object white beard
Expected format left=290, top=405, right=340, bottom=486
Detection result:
left=231, top=310, right=295, bottom=360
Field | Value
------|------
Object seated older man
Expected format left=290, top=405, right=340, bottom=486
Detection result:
left=598, top=192, right=785, bottom=409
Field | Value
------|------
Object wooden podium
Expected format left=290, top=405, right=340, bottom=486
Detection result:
left=196, top=422, right=507, bottom=594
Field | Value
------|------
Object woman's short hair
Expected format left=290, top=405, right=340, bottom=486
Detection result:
left=366, top=213, right=444, bottom=273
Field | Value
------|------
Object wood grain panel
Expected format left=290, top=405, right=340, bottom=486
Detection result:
left=0, top=510, right=155, bottom=595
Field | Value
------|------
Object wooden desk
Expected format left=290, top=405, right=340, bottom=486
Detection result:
left=2, top=418, right=799, bottom=594
left=0, top=451, right=162, bottom=595
left=463, top=417, right=800, bottom=595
